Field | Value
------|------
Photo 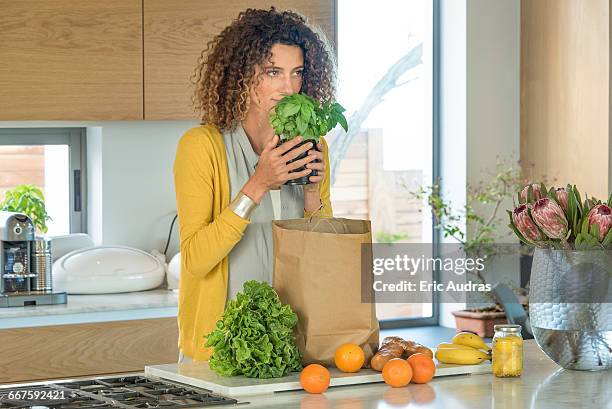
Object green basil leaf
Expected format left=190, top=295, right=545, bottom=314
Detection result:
left=296, top=116, right=307, bottom=135
left=300, top=105, right=311, bottom=124
left=338, top=114, right=349, bottom=132
left=282, top=103, right=300, bottom=117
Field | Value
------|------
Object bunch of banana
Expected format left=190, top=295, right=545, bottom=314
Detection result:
left=435, top=332, right=492, bottom=365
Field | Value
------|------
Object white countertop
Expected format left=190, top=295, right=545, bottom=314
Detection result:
left=239, top=340, right=611, bottom=408
left=0, top=289, right=178, bottom=329
left=5, top=341, right=608, bottom=409
left=2, top=340, right=612, bottom=409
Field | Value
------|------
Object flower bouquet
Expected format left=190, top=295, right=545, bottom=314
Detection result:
left=508, top=183, right=612, bottom=249
left=507, top=183, right=612, bottom=370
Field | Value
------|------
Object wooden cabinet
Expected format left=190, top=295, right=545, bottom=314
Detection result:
left=521, top=0, right=611, bottom=198
left=0, top=1, right=335, bottom=121
left=0, top=318, right=178, bottom=384
left=0, top=0, right=143, bottom=120
left=143, top=0, right=336, bottom=120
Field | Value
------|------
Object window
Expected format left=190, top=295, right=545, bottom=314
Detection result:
left=333, top=0, right=439, bottom=326
left=0, top=128, right=86, bottom=235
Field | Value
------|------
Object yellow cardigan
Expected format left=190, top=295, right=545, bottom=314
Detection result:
left=173, top=125, right=332, bottom=361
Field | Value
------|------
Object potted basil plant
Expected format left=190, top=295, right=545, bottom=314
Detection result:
left=269, top=93, right=348, bottom=185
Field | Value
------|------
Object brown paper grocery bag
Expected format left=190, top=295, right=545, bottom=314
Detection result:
left=272, top=217, right=379, bottom=367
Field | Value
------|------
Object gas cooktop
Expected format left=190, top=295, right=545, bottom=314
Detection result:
left=0, top=375, right=239, bottom=409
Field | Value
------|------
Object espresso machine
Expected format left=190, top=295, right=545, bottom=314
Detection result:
left=0, top=211, right=67, bottom=307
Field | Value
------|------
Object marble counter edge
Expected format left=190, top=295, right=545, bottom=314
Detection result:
left=0, top=289, right=179, bottom=329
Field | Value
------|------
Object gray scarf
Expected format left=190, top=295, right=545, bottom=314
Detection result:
left=222, top=124, right=304, bottom=302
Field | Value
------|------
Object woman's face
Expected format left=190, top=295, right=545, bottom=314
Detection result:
left=249, top=43, right=304, bottom=115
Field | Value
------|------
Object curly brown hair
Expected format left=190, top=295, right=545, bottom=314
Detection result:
left=191, top=7, right=337, bottom=131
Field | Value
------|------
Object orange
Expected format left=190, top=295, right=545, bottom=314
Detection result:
left=382, top=358, right=413, bottom=388
left=334, top=343, right=365, bottom=373
left=407, top=353, right=436, bottom=384
left=300, top=364, right=331, bottom=394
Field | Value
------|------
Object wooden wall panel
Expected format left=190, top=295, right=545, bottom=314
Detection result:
left=0, top=0, right=143, bottom=120
left=520, top=0, right=610, bottom=198
left=143, top=0, right=335, bottom=120
left=0, top=318, right=178, bottom=384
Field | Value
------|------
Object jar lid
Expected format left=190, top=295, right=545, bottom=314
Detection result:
left=494, top=324, right=522, bottom=332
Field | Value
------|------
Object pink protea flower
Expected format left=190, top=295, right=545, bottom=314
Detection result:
left=587, top=204, right=612, bottom=241
left=531, top=198, right=569, bottom=240
left=555, top=187, right=569, bottom=211
left=520, top=184, right=543, bottom=203
left=512, top=204, right=545, bottom=242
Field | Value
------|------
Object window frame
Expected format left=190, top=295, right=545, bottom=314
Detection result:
left=335, top=0, right=441, bottom=328
left=384, top=0, right=442, bottom=329
left=0, top=127, right=87, bottom=234
left=384, top=0, right=441, bottom=329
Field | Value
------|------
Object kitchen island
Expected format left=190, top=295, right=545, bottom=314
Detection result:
left=0, top=289, right=179, bottom=383
left=1, top=340, right=609, bottom=408
left=209, top=340, right=610, bottom=408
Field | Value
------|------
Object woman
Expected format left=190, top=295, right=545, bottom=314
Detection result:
left=173, top=7, right=336, bottom=362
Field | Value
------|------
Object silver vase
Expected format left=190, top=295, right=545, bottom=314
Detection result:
left=529, top=248, right=612, bottom=370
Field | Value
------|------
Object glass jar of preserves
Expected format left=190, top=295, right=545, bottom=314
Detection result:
left=492, top=324, right=523, bottom=377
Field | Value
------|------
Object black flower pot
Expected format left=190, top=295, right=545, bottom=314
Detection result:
left=278, top=139, right=320, bottom=186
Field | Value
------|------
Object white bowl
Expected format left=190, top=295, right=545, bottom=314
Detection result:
left=53, top=245, right=165, bottom=294
left=50, top=233, right=95, bottom=261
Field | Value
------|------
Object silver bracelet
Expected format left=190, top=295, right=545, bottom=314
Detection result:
left=229, top=191, right=258, bottom=219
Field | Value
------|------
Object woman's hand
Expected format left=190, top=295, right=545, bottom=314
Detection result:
left=304, top=141, right=325, bottom=188
left=242, top=135, right=316, bottom=203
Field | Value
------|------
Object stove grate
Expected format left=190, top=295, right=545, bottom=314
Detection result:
left=0, top=377, right=238, bottom=409
left=0, top=389, right=115, bottom=409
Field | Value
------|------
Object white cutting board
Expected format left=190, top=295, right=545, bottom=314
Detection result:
left=145, top=360, right=491, bottom=397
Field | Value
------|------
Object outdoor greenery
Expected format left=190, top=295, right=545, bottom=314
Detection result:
left=0, top=184, right=51, bottom=233
left=412, top=159, right=533, bottom=285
